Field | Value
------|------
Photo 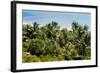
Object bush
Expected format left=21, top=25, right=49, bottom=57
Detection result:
left=22, top=52, right=41, bottom=62
left=28, top=39, right=45, bottom=56
left=41, top=55, right=54, bottom=62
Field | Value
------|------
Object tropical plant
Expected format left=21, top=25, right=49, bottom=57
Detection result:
left=22, top=21, right=91, bottom=62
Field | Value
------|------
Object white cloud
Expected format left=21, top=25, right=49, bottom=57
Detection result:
left=60, top=24, right=72, bottom=31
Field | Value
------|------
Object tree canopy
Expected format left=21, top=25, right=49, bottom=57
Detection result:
left=22, top=21, right=91, bottom=63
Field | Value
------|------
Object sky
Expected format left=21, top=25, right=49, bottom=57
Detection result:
left=22, top=10, right=91, bottom=30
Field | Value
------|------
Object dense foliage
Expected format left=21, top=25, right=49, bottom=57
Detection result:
left=22, top=21, right=91, bottom=63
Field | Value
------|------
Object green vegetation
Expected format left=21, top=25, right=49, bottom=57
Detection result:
left=22, top=21, right=91, bottom=63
